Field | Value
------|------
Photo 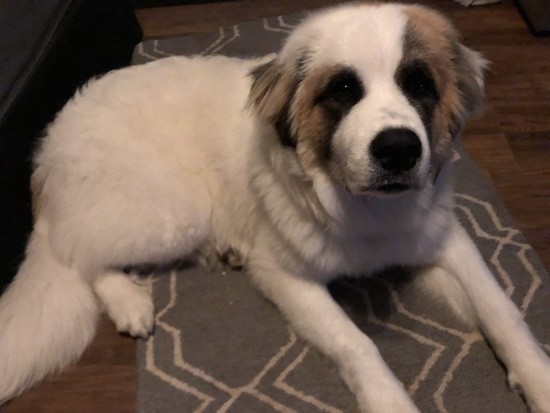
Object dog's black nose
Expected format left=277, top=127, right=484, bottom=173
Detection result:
left=370, top=128, right=422, bottom=173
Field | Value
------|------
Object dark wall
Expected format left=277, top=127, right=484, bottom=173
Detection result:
left=0, top=0, right=142, bottom=291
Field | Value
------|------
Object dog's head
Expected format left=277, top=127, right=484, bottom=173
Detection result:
left=250, top=3, right=486, bottom=197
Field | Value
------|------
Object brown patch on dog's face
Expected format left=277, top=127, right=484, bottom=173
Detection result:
left=249, top=60, right=300, bottom=148
left=291, top=66, right=364, bottom=171
left=402, top=5, right=485, bottom=174
left=250, top=60, right=365, bottom=172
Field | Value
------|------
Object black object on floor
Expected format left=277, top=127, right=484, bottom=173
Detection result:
left=0, top=0, right=142, bottom=292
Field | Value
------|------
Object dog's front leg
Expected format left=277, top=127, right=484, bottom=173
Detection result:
left=438, top=218, right=550, bottom=413
left=250, top=254, right=420, bottom=413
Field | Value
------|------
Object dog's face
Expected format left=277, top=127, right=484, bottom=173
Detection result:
left=250, top=4, right=486, bottom=197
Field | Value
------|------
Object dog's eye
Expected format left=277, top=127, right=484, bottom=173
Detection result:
left=401, top=63, right=438, bottom=101
left=317, top=69, right=364, bottom=107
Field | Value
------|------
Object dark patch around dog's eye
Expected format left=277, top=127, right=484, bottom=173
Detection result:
left=275, top=103, right=296, bottom=149
left=397, top=61, right=439, bottom=144
left=316, top=69, right=364, bottom=111
left=307, top=68, right=363, bottom=162
left=398, top=61, right=439, bottom=102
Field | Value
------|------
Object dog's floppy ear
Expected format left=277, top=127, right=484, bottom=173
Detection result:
left=457, top=44, right=487, bottom=116
left=249, top=59, right=298, bottom=148
left=451, top=43, right=488, bottom=136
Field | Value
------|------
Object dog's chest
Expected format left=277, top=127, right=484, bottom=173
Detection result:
left=320, top=220, right=449, bottom=278
left=250, top=194, right=452, bottom=281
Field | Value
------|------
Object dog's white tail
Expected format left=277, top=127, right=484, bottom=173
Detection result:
left=0, top=222, right=100, bottom=403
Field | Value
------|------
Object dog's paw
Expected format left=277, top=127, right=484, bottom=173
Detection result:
left=508, top=364, right=550, bottom=413
left=358, top=393, right=420, bottom=413
left=109, top=287, right=155, bottom=339
left=507, top=370, right=521, bottom=392
left=355, top=381, right=420, bottom=413
left=94, top=273, right=155, bottom=339
left=525, top=392, right=550, bottom=413
left=526, top=385, right=550, bottom=413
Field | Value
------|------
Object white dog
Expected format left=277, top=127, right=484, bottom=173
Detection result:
left=0, top=3, right=548, bottom=412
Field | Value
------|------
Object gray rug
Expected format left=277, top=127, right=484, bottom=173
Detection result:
left=132, top=13, right=550, bottom=413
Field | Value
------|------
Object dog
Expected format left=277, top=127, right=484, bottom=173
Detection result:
left=0, top=3, right=549, bottom=412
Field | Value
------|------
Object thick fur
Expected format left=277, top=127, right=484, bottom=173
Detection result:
left=1, top=4, right=549, bottom=412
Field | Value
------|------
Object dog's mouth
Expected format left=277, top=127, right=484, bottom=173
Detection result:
left=340, top=168, right=425, bottom=197
left=372, top=183, right=411, bottom=193
left=345, top=180, right=418, bottom=197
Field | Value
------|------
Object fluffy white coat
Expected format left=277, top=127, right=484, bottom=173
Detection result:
left=0, top=4, right=549, bottom=412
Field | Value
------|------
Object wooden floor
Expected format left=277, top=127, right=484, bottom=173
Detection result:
left=5, top=0, right=549, bottom=411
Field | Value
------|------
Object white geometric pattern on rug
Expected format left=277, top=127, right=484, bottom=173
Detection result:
left=144, top=272, right=346, bottom=413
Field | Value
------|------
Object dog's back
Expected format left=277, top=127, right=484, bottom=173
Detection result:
left=1, top=55, right=263, bottom=403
